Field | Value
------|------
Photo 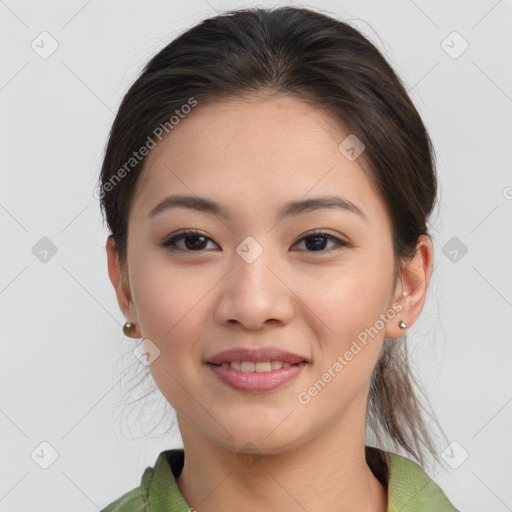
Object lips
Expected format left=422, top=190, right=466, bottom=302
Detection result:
left=205, top=346, right=309, bottom=366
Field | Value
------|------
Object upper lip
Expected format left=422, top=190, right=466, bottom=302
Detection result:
left=206, top=347, right=309, bottom=365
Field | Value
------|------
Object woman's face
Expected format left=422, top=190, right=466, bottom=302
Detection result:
left=113, top=94, right=405, bottom=453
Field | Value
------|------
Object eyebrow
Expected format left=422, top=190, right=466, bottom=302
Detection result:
left=148, top=194, right=367, bottom=222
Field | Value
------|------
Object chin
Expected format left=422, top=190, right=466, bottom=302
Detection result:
left=211, top=424, right=307, bottom=456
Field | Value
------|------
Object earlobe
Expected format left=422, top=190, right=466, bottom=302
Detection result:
left=385, top=235, right=434, bottom=340
left=106, top=236, right=141, bottom=338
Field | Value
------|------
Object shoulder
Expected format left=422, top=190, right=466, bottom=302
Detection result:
left=379, top=448, right=462, bottom=511
left=99, top=465, right=155, bottom=512
left=99, top=449, right=187, bottom=512
left=100, top=486, right=145, bottom=512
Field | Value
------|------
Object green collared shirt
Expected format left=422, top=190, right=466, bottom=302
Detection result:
left=100, top=446, right=461, bottom=511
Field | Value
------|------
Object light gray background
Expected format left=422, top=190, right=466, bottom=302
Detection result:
left=1, top=0, right=511, bottom=511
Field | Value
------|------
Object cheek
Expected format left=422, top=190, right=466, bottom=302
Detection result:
left=297, top=259, right=392, bottom=388
left=129, top=252, right=207, bottom=341
left=301, top=263, right=392, bottom=340
left=131, top=256, right=212, bottom=412
left=298, top=278, right=387, bottom=420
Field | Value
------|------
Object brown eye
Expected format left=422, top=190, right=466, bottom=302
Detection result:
left=161, top=231, right=218, bottom=251
left=292, top=232, right=348, bottom=252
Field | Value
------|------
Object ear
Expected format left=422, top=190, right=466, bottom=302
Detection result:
left=385, top=234, right=434, bottom=339
left=106, top=236, right=141, bottom=338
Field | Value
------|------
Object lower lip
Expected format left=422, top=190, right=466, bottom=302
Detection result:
left=207, top=362, right=307, bottom=393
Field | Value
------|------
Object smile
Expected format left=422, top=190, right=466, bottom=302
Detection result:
left=206, top=361, right=308, bottom=393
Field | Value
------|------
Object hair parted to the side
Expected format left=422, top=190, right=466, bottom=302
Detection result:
left=98, top=6, right=448, bottom=471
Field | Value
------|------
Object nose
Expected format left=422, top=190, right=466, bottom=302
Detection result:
left=213, top=243, right=295, bottom=330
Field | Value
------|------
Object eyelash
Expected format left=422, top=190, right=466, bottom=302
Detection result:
left=160, top=230, right=349, bottom=253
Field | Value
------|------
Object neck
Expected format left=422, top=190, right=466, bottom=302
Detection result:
left=175, top=408, right=388, bottom=512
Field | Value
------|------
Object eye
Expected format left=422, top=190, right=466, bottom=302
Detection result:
left=160, top=230, right=219, bottom=252
left=292, top=231, right=349, bottom=252
left=160, top=230, right=348, bottom=253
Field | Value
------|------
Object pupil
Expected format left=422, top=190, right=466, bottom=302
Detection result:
left=306, top=235, right=327, bottom=251
left=186, top=235, right=207, bottom=250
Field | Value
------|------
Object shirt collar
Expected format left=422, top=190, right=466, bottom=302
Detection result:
left=143, top=446, right=459, bottom=512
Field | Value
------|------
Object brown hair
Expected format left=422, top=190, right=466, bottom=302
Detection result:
left=98, top=6, right=447, bottom=470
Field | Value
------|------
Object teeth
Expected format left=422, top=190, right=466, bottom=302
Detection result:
left=219, top=360, right=296, bottom=372
left=240, top=361, right=255, bottom=372
left=255, top=361, right=272, bottom=372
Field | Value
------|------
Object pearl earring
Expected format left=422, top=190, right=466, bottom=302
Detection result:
left=123, top=322, right=134, bottom=336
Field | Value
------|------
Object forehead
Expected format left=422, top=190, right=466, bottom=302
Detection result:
left=129, top=94, right=388, bottom=227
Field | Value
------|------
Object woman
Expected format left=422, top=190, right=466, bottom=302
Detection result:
left=98, top=6, right=461, bottom=511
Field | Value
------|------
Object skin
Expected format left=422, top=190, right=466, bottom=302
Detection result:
left=107, top=93, right=433, bottom=512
